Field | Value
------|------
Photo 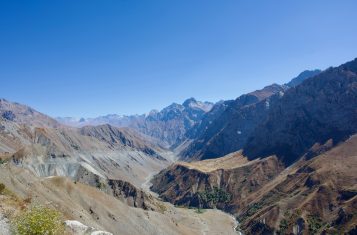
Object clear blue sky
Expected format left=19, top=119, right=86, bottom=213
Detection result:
left=1, top=1, right=356, bottom=117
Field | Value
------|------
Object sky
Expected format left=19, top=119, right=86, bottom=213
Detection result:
left=1, top=1, right=357, bottom=118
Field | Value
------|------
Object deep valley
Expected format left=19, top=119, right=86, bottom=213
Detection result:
left=1, top=58, right=357, bottom=235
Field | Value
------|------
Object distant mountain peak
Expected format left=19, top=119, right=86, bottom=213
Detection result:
left=182, top=97, right=197, bottom=107
left=182, top=98, right=213, bottom=112
left=56, top=98, right=210, bottom=145
left=147, top=109, right=159, bottom=116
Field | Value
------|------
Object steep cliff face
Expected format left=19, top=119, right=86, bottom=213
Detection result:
left=179, top=84, right=286, bottom=160
left=243, top=58, right=357, bottom=165
left=107, top=179, right=153, bottom=210
left=72, top=165, right=156, bottom=211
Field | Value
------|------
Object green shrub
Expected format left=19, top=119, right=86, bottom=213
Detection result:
left=307, top=215, right=323, bottom=234
left=198, top=186, right=231, bottom=206
left=11, top=205, right=64, bottom=235
left=278, top=218, right=288, bottom=234
left=0, top=183, right=5, bottom=194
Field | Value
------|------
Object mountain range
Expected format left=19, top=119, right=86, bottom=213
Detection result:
left=56, top=98, right=214, bottom=146
left=151, top=58, right=357, bottom=234
left=1, top=59, right=356, bottom=234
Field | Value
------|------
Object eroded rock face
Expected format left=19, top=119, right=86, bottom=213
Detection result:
left=243, top=58, right=357, bottom=165
left=73, top=165, right=156, bottom=211
left=107, top=179, right=153, bottom=210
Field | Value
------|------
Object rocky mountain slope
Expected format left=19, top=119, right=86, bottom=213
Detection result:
left=179, top=84, right=287, bottom=160
left=285, top=69, right=321, bottom=87
left=238, top=135, right=357, bottom=234
left=0, top=98, right=61, bottom=128
left=177, top=64, right=350, bottom=162
left=243, top=58, right=357, bottom=165
left=0, top=119, right=171, bottom=188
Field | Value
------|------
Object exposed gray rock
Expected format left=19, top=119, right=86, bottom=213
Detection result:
left=0, top=213, right=10, bottom=235
left=65, top=220, right=113, bottom=235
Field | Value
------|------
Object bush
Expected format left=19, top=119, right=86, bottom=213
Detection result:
left=198, top=186, right=231, bottom=206
left=278, top=218, right=288, bottom=234
left=307, top=215, right=323, bottom=234
left=11, top=205, right=64, bottom=235
left=0, top=183, right=5, bottom=194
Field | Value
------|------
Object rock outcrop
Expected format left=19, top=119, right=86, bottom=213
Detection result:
left=65, top=220, right=113, bottom=235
